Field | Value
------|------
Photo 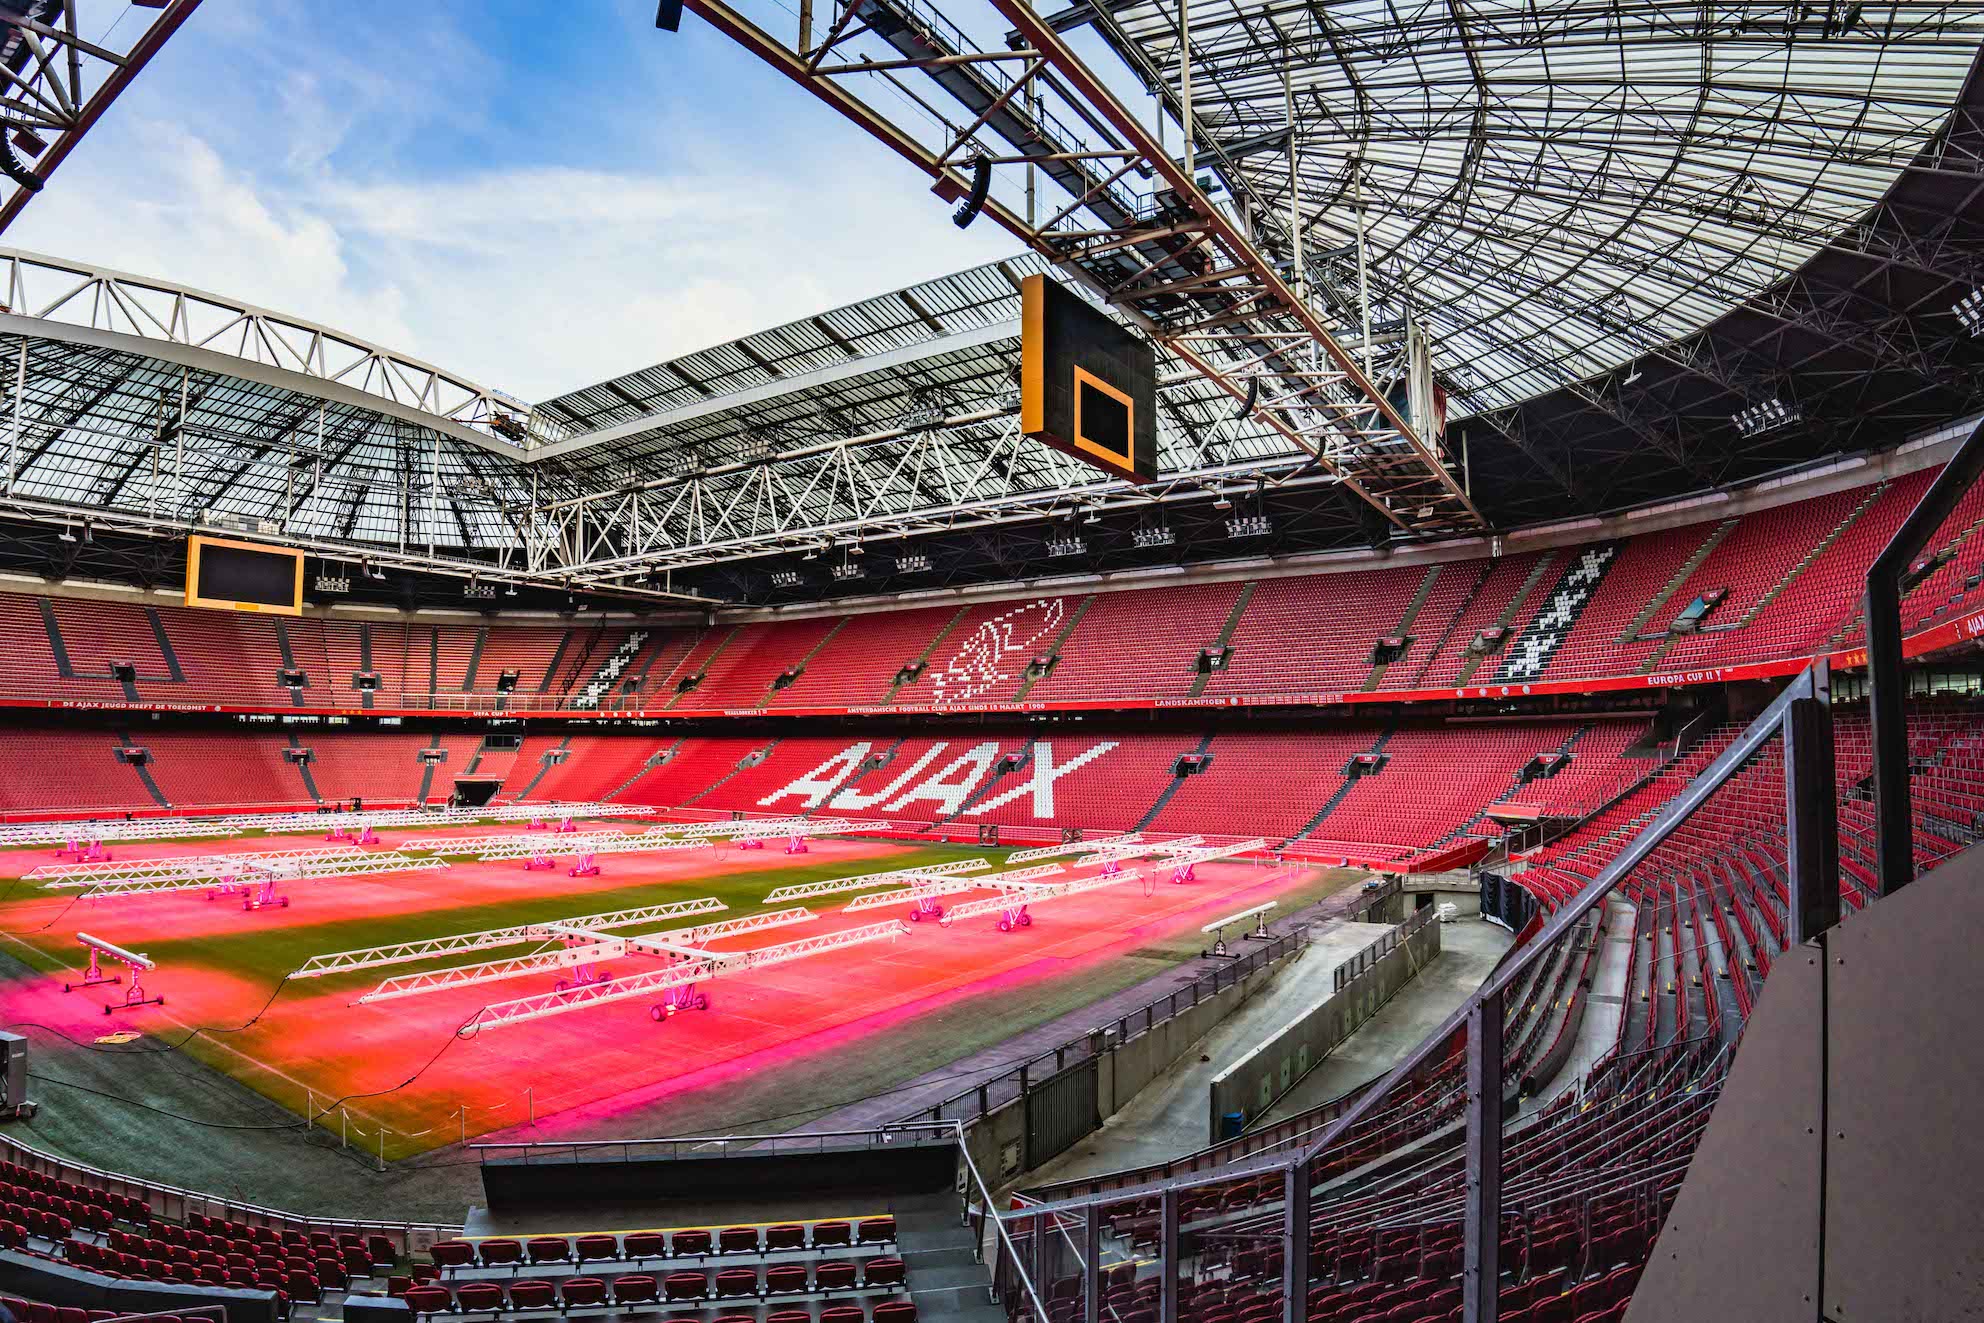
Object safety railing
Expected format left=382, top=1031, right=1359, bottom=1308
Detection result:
left=469, top=1124, right=959, bottom=1164
left=908, top=921, right=1308, bottom=1127
left=1866, top=414, right=1984, bottom=894
left=0, top=1130, right=461, bottom=1252
left=983, top=650, right=1845, bottom=1323
left=1332, top=903, right=1437, bottom=993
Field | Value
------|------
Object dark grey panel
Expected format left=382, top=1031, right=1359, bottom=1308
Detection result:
left=1026, top=1058, right=1100, bottom=1169
left=1825, top=848, right=1984, bottom=1323
left=1624, top=947, right=1824, bottom=1323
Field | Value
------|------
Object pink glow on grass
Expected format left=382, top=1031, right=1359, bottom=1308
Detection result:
left=0, top=842, right=1328, bottom=1151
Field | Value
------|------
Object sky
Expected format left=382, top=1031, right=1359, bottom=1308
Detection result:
left=5, top=0, right=1020, bottom=403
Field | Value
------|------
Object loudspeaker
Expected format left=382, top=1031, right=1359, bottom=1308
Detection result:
left=0, top=1031, right=32, bottom=1118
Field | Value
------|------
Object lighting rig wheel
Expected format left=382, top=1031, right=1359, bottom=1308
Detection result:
left=910, top=910, right=922, bottom=922
left=997, top=918, right=1012, bottom=933
left=1019, top=913, right=1032, bottom=928
left=694, top=993, right=709, bottom=1011
left=650, top=1004, right=666, bottom=1022
left=555, top=979, right=570, bottom=993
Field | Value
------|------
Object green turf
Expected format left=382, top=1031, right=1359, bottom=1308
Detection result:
left=3, top=840, right=1017, bottom=1160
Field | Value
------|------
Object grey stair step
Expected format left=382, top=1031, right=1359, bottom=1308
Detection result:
left=901, top=1262, right=996, bottom=1291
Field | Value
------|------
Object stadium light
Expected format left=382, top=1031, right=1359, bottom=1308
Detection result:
left=1133, top=523, right=1175, bottom=548
left=896, top=553, right=932, bottom=573
left=832, top=561, right=865, bottom=581
left=1732, top=397, right=1799, bottom=438
left=1956, top=288, right=1984, bottom=336
left=1046, top=533, right=1085, bottom=558
left=770, top=570, right=802, bottom=588
left=1226, top=514, right=1271, bottom=539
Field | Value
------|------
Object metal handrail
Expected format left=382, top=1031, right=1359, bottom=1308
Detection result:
left=1001, top=659, right=1830, bottom=1221
left=913, top=921, right=1308, bottom=1125
left=469, top=1124, right=959, bottom=1162
left=1332, top=903, right=1436, bottom=992
left=1865, top=414, right=1984, bottom=894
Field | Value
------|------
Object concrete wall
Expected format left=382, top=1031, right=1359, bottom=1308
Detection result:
left=1209, top=917, right=1442, bottom=1134
left=964, top=944, right=1297, bottom=1185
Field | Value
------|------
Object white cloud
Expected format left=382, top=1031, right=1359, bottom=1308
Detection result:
left=1, top=1, right=1017, bottom=403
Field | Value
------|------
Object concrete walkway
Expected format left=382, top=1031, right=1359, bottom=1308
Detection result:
left=802, top=870, right=1380, bottom=1134
left=1256, top=916, right=1511, bottom=1126
left=1021, top=918, right=1396, bottom=1183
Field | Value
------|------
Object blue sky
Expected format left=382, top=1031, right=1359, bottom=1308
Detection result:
left=6, top=0, right=1018, bottom=401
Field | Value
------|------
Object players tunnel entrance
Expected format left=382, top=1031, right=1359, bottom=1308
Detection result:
left=452, top=778, right=501, bottom=808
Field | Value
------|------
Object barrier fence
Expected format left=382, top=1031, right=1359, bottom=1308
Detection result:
left=1333, top=903, right=1438, bottom=993
left=908, top=921, right=1309, bottom=1127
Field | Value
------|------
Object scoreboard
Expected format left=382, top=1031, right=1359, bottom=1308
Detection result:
left=1019, top=274, right=1158, bottom=484
left=184, top=535, right=304, bottom=616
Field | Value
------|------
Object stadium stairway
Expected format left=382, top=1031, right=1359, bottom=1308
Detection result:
left=504, top=736, right=572, bottom=802
left=1134, top=734, right=1215, bottom=830
left=1449, top=552, right=1558, bottom=687
left=1614, top=518, right=1739, bottom=643
left=889, top=1193, right=1002, bottom=1323
left=1186, top=582, right=1255, bottom=698
left=1288, top=725, right=1394, bottom=842
left=1010, top=594, right=1092, bottom=702
left=681, top=739, right=782, bottom=806
left=1360, top=564, right=1442, bottom=691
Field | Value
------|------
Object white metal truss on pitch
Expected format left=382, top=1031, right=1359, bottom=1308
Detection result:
left=218, top=803, right=651, bottom=836
left=359, top=907, right=817, bottom=1004
left=475, top=835, right=715, bottom=863
left=0, top=820, right=238, bottom=846
left=761, top=858, right=992, bottom=904
left=288, top=896, right=729, bottom=980
left=397, top=832, right=632, bottom=856
left=641, top=817, right=865, bottom=840
left=64, top=852, right=447, bottom=901
left=841, top=862, right=1068, bottom=911
left=938, top=867, right=1149, bottom=926
left=1074, top=836, right=1205, bottom=868
left=458, top=917, right=913, bottom=1034
left=1006, top=834, right=1143, bottom=864
left=1159, top=839, right=1270, bottom=870
left=29, top=846, right=396, bottom=886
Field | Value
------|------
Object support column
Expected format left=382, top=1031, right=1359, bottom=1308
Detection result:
left=1784, top=675, right=1840, bottom=946
left=1084, top=1201, right=1102, bottom=1323
left=1280, top=1160, right=1311, bottom=1323
left=1464, top=988, right=1504, bottom=1323
left=1158, top=1187, right=1180, bottom=1323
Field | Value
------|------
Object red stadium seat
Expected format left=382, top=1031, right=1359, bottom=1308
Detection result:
left=559, top=1278, right=607, bottom=1310
left=664, top=1271, right=709, bottom=1301
left=456, top=1281, right=505, bottom=1315
left=527, top=1236, right=571, bottom=1265
left=614, top=1275, right=660, bottom=1307
left=766, top=1264, right=809, bottom=1295
left=715, top=1267, right=758, bottom=1298
left=619, top=1232, right=664, bottom=1261
left=402, top=1284, right=452, bottom=1317
left=509, top=1279, right=556, bottom=1310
